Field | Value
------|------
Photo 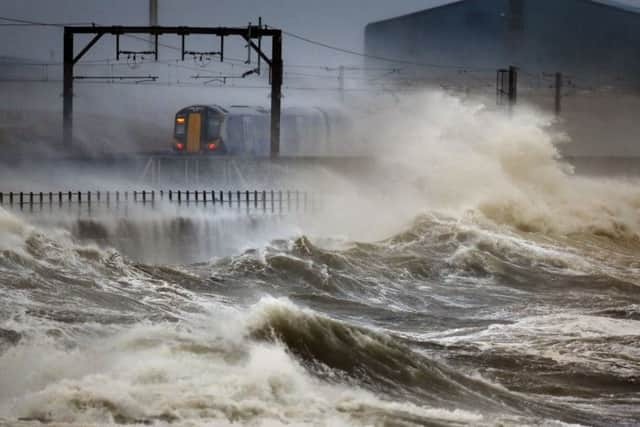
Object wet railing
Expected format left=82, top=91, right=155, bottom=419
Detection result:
left=0, top=190, right=318, bottom=215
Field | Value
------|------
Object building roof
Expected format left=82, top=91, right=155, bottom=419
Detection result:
left=591, top=0, right=640, bottom=13
left=368, top=0, right=640, bottom=26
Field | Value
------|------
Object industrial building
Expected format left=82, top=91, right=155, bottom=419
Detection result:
left=365, top=0, right=640, bottom=86
left=364, top=0, right=640, bottom=161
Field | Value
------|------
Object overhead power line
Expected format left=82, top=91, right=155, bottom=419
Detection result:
left=0, top=15, right=259, bottom=73
left=0, top=16, right=410, bottom=73
left=281, top=29, right=495, bottom=72
left=0, top=16, right=94, bottom=27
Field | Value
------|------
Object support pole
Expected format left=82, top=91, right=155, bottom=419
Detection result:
left=149, top=0, right=158, bottom=26
left=555, top=72, right=562, bottom=116
left=270, top=30, right=283, bottom=158
left=508, top=65, right=518, bottom=112
left=149, top=0, right=158, bottom=51
left=63, top=28, right=74, bottom=146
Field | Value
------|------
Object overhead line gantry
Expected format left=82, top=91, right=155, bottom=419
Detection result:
left=63, top=24, right=283, bottom=156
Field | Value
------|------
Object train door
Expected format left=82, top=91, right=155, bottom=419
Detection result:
left=186, top=112, right=201, bottom=152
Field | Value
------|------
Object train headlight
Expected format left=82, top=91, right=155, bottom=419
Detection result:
left=176, top=117, right=185, bottom=124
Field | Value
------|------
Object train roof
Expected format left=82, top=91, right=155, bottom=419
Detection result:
left=224, top=105, right=269, bottom=115
left=176, top=104, right=347, bottom=117
left=176, top=104, right=267, bottom=115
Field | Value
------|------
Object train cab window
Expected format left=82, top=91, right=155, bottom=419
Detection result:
left=175, top=116, right=186, bottom=137
left=207, top=116, right=222, bottom=139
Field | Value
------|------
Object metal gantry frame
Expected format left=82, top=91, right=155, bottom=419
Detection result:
left=63, top=25, right=283, bottom=156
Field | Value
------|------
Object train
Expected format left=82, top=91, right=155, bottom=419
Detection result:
left=171, top=105, right=357, bottom=156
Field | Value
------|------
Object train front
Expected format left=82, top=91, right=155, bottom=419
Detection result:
left=173, top=106, right=225, bottom=154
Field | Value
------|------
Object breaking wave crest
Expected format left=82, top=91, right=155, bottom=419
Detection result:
left=341, top=91, right=640, bottom=243
left=0, top=298, right=495, bottom=427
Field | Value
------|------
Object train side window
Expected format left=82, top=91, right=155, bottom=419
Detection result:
left=311, top=115, right=326, bottom=154
left=282, top=116, right=297, bottom=155
left=258, top=116, right=269, bottom=155
left=227, top=116, right=245, bottom=153
left=242, top=117, right=254, bottom=154
left=296, top=116, right=309, bottom=154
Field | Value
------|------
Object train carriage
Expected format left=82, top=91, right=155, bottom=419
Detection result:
left=172, top=104, right=356, bottom=157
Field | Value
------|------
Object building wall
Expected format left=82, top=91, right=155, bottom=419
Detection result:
left=365, top=0, right=508, bottom=73
left=365, top=0, right=640, bottom=86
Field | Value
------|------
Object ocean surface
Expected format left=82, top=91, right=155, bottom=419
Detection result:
left=1, top=92, right=639, bottom=426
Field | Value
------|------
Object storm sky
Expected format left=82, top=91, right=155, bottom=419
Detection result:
left=0, top=0, right=450, bottom=63
left=1, top=1, right=638, bottom=68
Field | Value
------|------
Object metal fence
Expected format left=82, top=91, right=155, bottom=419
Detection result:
left=0, top=189, right=319, bottom=215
